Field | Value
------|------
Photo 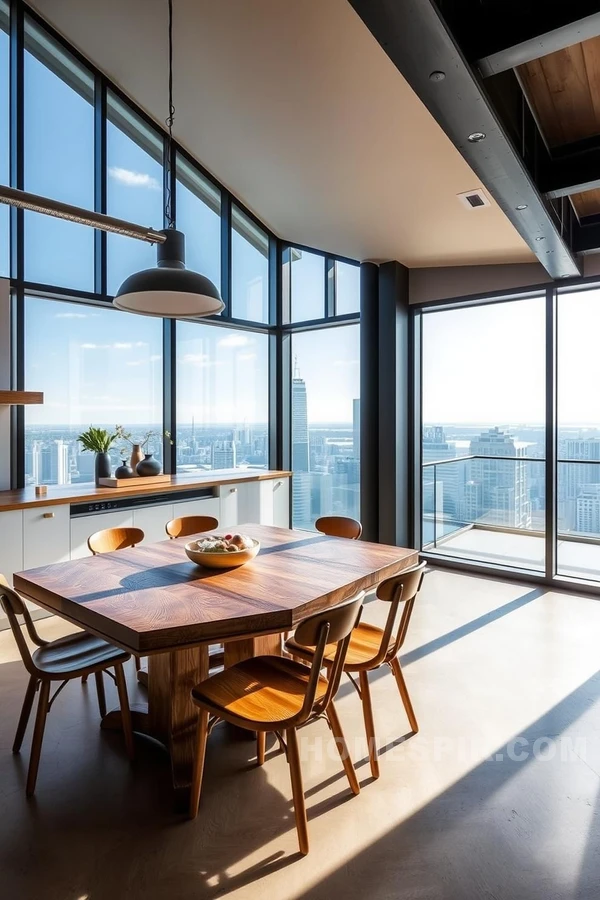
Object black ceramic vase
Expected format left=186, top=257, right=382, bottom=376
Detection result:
left=136, top=453, right=161, bottom=477
left=115, top=459, right=134, bottom=479
left=94, top=451, right=111, bottom=486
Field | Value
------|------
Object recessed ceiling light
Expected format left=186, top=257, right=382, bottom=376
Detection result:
left=429, top=70, right=446, bottom=82
left=516, top=204, right=528, bottom=210
left=468, top=132, right=486, bottom=143
left=535, top=236, right=545, bottom=241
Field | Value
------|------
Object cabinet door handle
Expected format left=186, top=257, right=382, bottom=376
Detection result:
left=42, top=512, right=55, bottom=519
left=274, top=481, right=283, bottom=489
left=230, top=487, right=238, bottom=493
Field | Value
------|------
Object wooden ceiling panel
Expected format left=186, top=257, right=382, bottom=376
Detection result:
left=518, top=36, right=600, bottom=146
left=571, top=188, right=600, bottom=218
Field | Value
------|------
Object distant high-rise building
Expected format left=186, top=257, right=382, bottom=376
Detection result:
left=212, top=440, right=236, bottom=469
left=423, top=426, right=459, bottom=518
left=34, top=440, right=70, bottom=485
left=292, top=358, right=309, bottom=473
left=468, top=427, right=531, bottom=528
left=353, top=399, right=360, bottom=461
left=576, top=484, right=600, bottom=534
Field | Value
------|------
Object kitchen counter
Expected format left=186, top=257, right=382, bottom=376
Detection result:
left=0, top=470, right=291, bottom=512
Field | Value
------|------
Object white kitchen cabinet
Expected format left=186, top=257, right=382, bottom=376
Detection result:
left=219, top=481, right=258, bottom=528
left=70, top=510, right=134, bottom=559
left=0, top=509, right=24, bottom=585
left=132, top=503, right=174, bottom=544
left=23, top=504, right=71, bottom=570
left=171, top=495, right=221, bottom=525
left=260, top=477, right=290, bottom=527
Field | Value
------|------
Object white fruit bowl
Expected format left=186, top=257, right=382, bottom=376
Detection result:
left=184, top=538, right=260, bottom=569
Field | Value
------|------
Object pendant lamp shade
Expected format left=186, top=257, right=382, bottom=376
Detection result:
left=113, top=228, right=224, bottom=318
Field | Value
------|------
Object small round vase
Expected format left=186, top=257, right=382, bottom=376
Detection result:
left=130, top=444, right=144, bottom=471
left=115, top=459, right=134, bottom=479
left=136, top=453, right=161, bottom=477
left=94, top=451, right=111, bottom=486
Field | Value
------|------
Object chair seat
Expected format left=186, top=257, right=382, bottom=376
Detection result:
left=191, top=655, right=329, bottom=727
left=32, top=631, right=130, bottom=676
left=286, top=621, right=389, bottom=671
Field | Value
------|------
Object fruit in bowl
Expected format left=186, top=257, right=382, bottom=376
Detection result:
left=184, top=534, right=260, bottom=569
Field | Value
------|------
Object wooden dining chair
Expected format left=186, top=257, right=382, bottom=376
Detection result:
left=315, top=515, right=363, bottom=540
left=189, top=591, right=365, bottom=855
left=87, top=527, right=145, bottom=672
left=0, top=576, right=134, bottom=797
left=165, top=515, right=219, bottom=539
left=286, top=562, right=426, bottom=779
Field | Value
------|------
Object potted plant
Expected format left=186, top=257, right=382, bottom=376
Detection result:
left=115, top=426, right=173, bottom=477
left=78, top=427, right=117, bottom=485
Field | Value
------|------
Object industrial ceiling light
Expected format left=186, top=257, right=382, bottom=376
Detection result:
left=467, top=132, right=486, bottom=143
left=114, top=0, right=223, bottom=318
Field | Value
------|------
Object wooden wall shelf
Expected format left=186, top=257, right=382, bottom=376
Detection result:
left=0, top=391, right=44, bottom=406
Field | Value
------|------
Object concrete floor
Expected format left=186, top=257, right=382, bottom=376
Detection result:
left=1, top=568, right=600, bottom=899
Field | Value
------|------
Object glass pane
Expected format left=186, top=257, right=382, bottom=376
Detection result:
left=290, top=248, right=325, bottom=322
left=24, top=18, right=94, bottom=290
left=107, top=92, right=163, bottom=296
left=231, top=206, right=269, bottom=323
left=291, top=325, right=360, bottom=529
left=421, top=297, right=546, bottom=571
left=557, top=288, right=600, bottom=581
left=335, top=261, right=360, bottom=315
left=176, top=323, right=269, bottom=473
left=0, top=1, right=8, bottom=278
left=24, top=297, right=163, bottom=485
left=176, top=154, right=221, bottom=292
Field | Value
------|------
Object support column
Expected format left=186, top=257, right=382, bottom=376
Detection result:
left=359, top=262, right=379, bottom=542
left=378, top=261, right=410, bottom=547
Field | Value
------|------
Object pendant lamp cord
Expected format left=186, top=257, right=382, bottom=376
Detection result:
left=165, top=0, right=175, bottom=228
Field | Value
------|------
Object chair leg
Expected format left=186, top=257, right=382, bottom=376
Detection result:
left=26, top=680, right=50, bottom=797
left=13, top=675, right=38, bottom=754
left=134, top=656, right=142, bottom=672
left=94, top=671, right=107, bottom=718
left=359, top=670, right=379, bottom=779
left=326, top=700, right=360, bottom=795
left=114, top=663, right=135, bottom=760
left=257, top=730, right=266, bottom=766
left=286, top=727, right=309, bottom=855
left=81, top=674, right=88, bottom=685
left=189, top=709, right=210, bottom=819
left=390, top=656, right=418, bottom=734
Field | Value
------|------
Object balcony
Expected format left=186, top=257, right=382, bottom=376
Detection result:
left=422, top=455, right=600, bottom=582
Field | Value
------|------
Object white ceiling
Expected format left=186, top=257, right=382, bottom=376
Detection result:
left=30, top=0, right=534, bottom=267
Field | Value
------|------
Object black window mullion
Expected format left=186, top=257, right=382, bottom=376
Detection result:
left=9, top=0, right=23, bottom=283
left=93, top=73, right=106, bottom=297
left=221, top=192, right=231, bottom=318
left=545, top=285, right=557, bottom=580
left=162, top=317, right=177, bottom=475
left=326, top=257, right=335, bottom=318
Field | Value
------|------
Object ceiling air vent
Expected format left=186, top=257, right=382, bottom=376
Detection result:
left=457, top=189, right=490, bottom=209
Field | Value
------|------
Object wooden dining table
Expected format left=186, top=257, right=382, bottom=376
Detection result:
left=13, top=523, right=418, bottom=805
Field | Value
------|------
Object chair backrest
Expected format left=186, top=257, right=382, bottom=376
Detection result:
left=165, top=515, right=219, bottom=539
left=0, top=575, right=47, bottom=675
left=315, top=516, right=362, bottom=540
left=373, top=561, right=426, bottom=666
left=87, top=527, right=145, bottom=556
left=293, top=591, right=364, bottom=722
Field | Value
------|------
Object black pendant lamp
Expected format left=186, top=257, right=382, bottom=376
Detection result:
left=114, top=0, right=223, bottom=318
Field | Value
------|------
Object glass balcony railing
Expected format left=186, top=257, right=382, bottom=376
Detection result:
left=423, top=455, right=600, bottom=581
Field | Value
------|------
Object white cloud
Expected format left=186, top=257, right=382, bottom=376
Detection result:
left=55, top=312, right=88, bottom=319
left=108, top=166, right=161, bottom=191
left=182, top=352, right=209, bottom=365
left=113, top=342, right=133, bottom=350
left=218, top=334, right=250, bottom=348
left=238, top=353, right=257, bottom=361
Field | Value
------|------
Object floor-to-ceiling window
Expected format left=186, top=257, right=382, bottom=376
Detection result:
left=287, top=247, right=360, bottom=530
left=0, top=1, right=9, bottom=278
left=420, top=295, right=546, bottom=571
left=557, top=286, right=600, bottom=582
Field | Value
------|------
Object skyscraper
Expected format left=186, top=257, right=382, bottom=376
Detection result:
left=292, top=358, right=309, bottom=473
left=576, top=483, right=600, bottom=534
left=468, top=427, right=531, bottom=528
left=291, top=358, right=311, bottom=527
left=212, top=440, right=236, bottom=470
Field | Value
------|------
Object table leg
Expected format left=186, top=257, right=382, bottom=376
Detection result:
left=148, top=646, right=209, bottom=807
left=223, top=633, right=282, bottom=667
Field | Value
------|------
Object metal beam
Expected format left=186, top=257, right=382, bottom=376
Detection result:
left=477, top=12, right=600, bottom=78
left=348, top=0, right=582, bottom=279
left=542, top=148, right=600, bottom=199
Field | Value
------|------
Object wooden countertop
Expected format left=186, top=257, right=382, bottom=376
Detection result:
left=0, top=471, right=291, bottom=512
